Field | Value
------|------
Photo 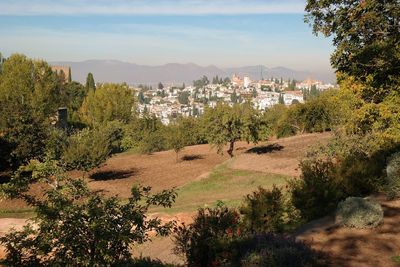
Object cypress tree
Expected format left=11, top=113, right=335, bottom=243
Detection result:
left=85, top=73, right=96, bottom=92
left=68, top=67, right=72, bottom=83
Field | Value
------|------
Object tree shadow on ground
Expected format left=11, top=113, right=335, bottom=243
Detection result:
left=90, top=168, right=138, bottom=181
left=181, top=154, right=204, bottom=161
left=246, top=143, right=284, bottom=154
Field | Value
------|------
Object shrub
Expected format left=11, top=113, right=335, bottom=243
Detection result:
left=229, top=233, right=320, bottom=267
left=173, top=205, right=241, bottom=267
left=240, top=185, right=300, bottom=233
left=336, top=197, right=383, bottom=229
left=386, top=152, right=400, bottom=199
left=289, top=157, right=344, bottom=221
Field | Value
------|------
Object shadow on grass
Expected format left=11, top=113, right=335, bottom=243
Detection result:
left=181, top=154, right=204, bottom=161
left=246, top=143, right=284, bottom=154
left=90, top=168, right=138, bottom=181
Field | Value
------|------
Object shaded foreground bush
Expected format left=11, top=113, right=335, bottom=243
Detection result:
left=240, top=186, right=301, bottom=233
left=173, top=205, right=320, bottom=267
left=336, top=197, right=383, bottom=229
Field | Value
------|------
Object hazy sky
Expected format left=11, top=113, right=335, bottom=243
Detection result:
left=0, top=0, right=334, bottom=73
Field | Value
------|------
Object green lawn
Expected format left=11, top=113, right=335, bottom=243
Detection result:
left=151, top=162, right=289, bottom=214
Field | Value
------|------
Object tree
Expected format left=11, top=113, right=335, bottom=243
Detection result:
left=166, top=124, right=186, bottom=162
left=0, top=54, right=63, bottom=169
left=305, top=0, right=400, bottom=102
left=79, top=83, right=134, bottom=126
left=1, top=160, right=176, bottom=266
left=278, top=93, right=285, bottom=104
left=158, top=82, right=164, bottom=90
left=68, top=67, right=72, bottom=83
left=138, top=91, right=145, bottom=104
left=178, top=91, right=190, bottom=105
left=85, top=72, right=96, bottom=92
left=202, top=103, right=264, bottom=157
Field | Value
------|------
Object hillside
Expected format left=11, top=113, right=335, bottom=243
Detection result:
left=51, top=60, right=336, bottom=85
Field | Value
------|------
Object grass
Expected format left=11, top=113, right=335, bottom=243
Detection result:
left=151, top=162, right=289, bottom=214
left=0, top=208, right=35, bottom=219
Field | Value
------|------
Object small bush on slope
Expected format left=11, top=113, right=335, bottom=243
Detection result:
left=336, top=197, right=383, bottom=229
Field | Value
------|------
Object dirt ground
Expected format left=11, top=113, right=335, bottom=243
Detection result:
left=0, top=132, right=334, bottom=264
left=296, top=195, right=400, bottom=267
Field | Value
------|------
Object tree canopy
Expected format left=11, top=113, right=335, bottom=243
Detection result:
left=305, top=0, right=400, bottom=102
left=79, top=83, right=134, bottom=126
left=202, top=103, right=266, bottom=157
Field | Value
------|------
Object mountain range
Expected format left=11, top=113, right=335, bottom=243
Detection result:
left=52, top=60, right=336, bottom=85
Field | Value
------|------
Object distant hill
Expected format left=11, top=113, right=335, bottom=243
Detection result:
left=52, top=60, right=336, bottom=85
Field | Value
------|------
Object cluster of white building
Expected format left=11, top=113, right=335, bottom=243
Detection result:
left=135, top=75, right=336, bottom=124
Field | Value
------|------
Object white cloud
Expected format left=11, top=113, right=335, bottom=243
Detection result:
left=0, top=0, right=305, bottom=15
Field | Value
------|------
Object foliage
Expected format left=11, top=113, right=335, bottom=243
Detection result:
left=61, top=127, right=112, bottom=171
left=336, top=197, right=383, bottom=229
left=0, top=54, right=65, bottom=169
left=85, top=72, right=96, bottom=91
left=80, top=83, right=134, bottom=126
left=173, top=205, right=241, bottom=267
left=289, top=156, right=344, bottom=221
left=202, top=103, right=266, bottom=157
left=305, top=0, right=400, bottom=99
left=166, top=124, right=186, bottom=162
left=138, top=130, right=167, bottom=154
left=0, top=160, right=177, bottom=266
left=385, top=152, right=400, bottom=199
left=290, top=133, right=391, bottom=221
left=178, top=91, right=190, bottom=105
left=274, top=90, right=344, bottom=138
left=240, top=185, right=300, bottom=233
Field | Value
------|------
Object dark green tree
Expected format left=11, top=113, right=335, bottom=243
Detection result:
left=178, top=91, right=190, bottom=105
left=158, top=82, right=164, bottom=90
left=305, top=0, right=400, bottom=102
left=67, top=67, right=72, bottom=83
left=85, top=72, right=96, bottom=92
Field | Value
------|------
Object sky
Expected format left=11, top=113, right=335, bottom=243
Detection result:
left=0, top=0, right=334, bottom=73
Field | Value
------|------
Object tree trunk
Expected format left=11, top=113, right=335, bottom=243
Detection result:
left=227, top=141, right=235, bottom=158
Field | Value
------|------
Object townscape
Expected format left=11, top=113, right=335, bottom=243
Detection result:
left=135, top=74, right=335, bottom=124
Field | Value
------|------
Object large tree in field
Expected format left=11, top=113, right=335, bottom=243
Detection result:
left=79, top=83, right=134, bottom=126
left=202, top=103, right=265, bottom=157
left=305, top=0, right=400, bottom=102
left=0, top=54, right=64, bottom=169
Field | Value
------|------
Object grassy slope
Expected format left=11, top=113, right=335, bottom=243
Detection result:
left=151, top=162, right=289, bottom=214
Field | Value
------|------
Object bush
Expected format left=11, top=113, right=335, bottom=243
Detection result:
left=173, top=205, right=241, bottom=267
left=229, top=233, right=320, bottom=267
left=386, top=152, right=400, bottom=199
left=336, top=197, right=383, bottom=228
left=289, top=157, right=344, bottom=221
left=240, top=186, right=300, bottom=233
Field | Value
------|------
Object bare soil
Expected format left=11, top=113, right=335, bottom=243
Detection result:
left=296, top=195, right=400, bottom=267
left=0, top=132, right=335, bottom=264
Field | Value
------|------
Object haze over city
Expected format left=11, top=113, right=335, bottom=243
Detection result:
left=0, top=0, right=334, bottom=77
